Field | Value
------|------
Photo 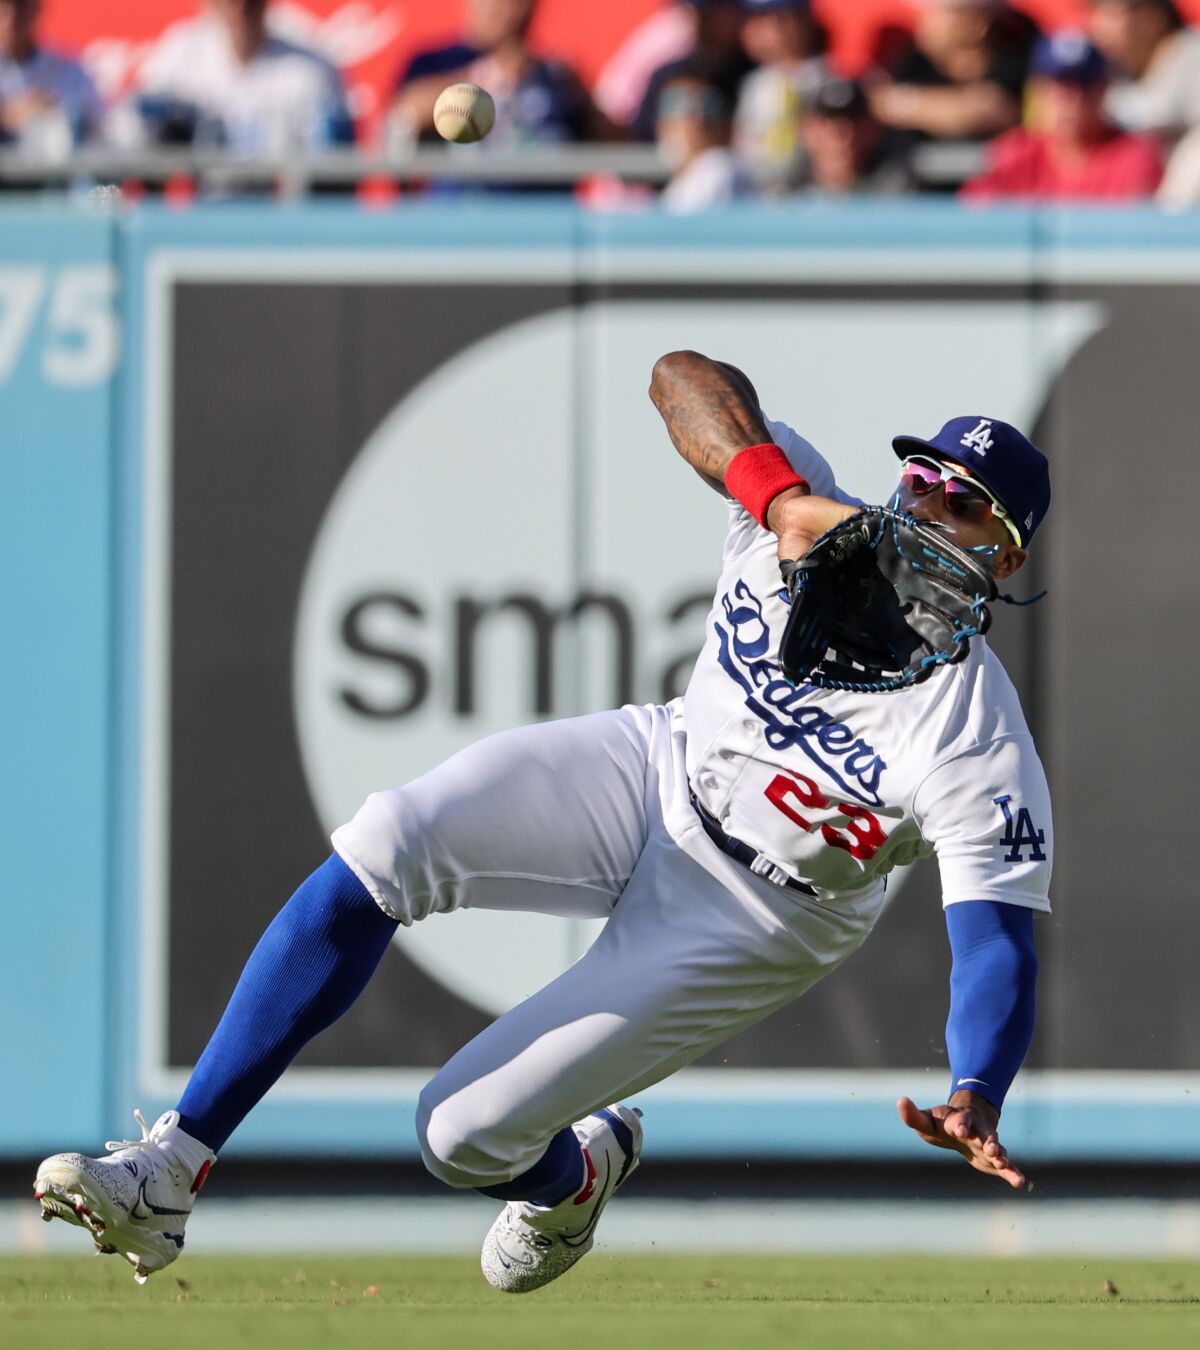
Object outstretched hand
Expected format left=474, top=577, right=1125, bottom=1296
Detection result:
left=767, top=489, right=861, bottom=566
left=896, top=1091, right=1026, bottom=1190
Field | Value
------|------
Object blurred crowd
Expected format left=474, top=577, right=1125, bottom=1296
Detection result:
left=5, top=0, right=1200, bottom=207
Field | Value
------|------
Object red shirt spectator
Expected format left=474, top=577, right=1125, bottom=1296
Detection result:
left=963, top=123, right=1163, bottom=199
left=963, top=30, right=1162, bottom=202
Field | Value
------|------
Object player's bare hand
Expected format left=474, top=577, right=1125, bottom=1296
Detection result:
left=767, top=489, right=860, bottom=567
left=896, top=1091, right=1026, bottom=1189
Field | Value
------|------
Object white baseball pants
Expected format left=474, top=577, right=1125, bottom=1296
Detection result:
left=332, top=701, right=886, bottom=1188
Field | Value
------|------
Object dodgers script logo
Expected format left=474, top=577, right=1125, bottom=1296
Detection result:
left=714, top=580, right=887, bottom=807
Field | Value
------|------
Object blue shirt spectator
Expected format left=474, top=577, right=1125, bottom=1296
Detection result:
left=390, top=0, right=609, bottom=150
left=0, top=0, right=101, bottom=152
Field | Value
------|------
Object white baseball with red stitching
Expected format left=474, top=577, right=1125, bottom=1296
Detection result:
left=433, top=83, right=497, bottom=144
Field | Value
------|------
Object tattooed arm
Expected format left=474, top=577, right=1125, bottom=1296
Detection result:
left=648, top=350, right=772, bottom=492
left=648, top=349, right=857, bottom=561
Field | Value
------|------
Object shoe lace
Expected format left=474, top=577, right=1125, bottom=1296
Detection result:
left=105, top=1108, right=179, bottom=1155
left=501, top=1205, right=558, bottom=1250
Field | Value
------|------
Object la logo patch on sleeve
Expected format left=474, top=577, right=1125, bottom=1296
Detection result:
left=994, top=794, right=1046, bottom=862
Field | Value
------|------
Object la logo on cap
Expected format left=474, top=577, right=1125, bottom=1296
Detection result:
left=960, top=419, right=995, bottom=455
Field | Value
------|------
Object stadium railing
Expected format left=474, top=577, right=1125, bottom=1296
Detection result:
left=0, top=144, right=672, bottom=196
left=0, top=141, right=986, bottom=196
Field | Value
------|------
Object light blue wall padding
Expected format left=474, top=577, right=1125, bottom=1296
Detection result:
left=4, top=200, right=1200, bottom=1161
left=0, top=204, right=119, bottom=1150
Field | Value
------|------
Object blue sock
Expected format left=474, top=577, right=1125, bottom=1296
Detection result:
left=177, top=854, right=398, bottom=1152
left=476, top=1126, right=585, bottom=1207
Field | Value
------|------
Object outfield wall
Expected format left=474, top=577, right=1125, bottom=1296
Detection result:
left=3, top=200, right=1199, bottom=1162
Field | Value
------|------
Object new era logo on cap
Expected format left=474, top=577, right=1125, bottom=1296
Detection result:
left=892, top=415, right=1051, bottom=544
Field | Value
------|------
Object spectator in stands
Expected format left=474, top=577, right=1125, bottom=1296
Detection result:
left=391, top=0, right=608, bottom=148
left=1088, top=0, right=1200, bottom=138
left=656, top=61, right=755, bottom=210
left=1157, top=121, right=1200, bottom=206
left=796, top=76, right=914, bottom=196
left=962, top=31, right=1162, bottom=202
left=733, top=0, right=830, bottom=192
left=871, top=0, right=1038, bottom=155
left=0, top=0, right=101, bottom=154
left=594, top=0, right=698, bottom=129
left=635, top=1, right=753, bottom=141
left=113, top=0, right=353, bottom=153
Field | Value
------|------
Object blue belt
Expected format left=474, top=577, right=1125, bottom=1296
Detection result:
left=690, top=792, right=818, bottom=898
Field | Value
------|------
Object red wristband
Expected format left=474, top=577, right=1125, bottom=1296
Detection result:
left=725, top=443, right=808, bottom=528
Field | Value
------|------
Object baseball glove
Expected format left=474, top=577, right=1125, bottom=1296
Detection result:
left=778, top=506, right=998, bottom=693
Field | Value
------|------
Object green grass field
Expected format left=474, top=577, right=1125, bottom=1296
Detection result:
left=2, top=1254, right=1197, bottom=1349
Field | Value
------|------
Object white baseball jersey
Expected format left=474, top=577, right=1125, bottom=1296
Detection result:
left=119, top=17, right=350, bottom=155
left=685, top=416, right=1053, bottom=911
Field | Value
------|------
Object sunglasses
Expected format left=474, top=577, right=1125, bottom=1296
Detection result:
left=657, top=86, right=728, bottom=121
left=900, top=455, right=1022, bottom=546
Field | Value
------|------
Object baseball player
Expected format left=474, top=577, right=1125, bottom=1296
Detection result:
left=34, top=350, right=1052, bottom=1292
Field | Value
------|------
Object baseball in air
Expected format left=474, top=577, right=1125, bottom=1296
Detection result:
left=433, top=83, right=496, bottom=144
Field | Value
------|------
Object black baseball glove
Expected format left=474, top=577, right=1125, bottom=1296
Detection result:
left=778, top=506, right=998, bottom=693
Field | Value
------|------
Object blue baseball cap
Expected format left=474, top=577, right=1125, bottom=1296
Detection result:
left=1030, top=31, right=1109, bottom=84
left=892, top=416, right=1051, bottom=545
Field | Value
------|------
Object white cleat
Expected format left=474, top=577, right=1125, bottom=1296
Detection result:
left=481, top=1103, right=643, bottom=1294
left=33, top=1109, right=214, bottom=1284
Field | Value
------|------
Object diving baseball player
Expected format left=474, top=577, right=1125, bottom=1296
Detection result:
left=35, top=350, right=1052, bottom=1292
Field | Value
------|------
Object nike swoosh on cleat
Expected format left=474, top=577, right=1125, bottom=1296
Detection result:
left=561, top=1156, right=612, bottom=1249
left=494, top=1243, right=537, bottom=1270
left=129, top=1177, right=191, bottom=1223
left=573, top=1149, right=598, bottom=1206
left=598, top=1108, right=640, bottom=1189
